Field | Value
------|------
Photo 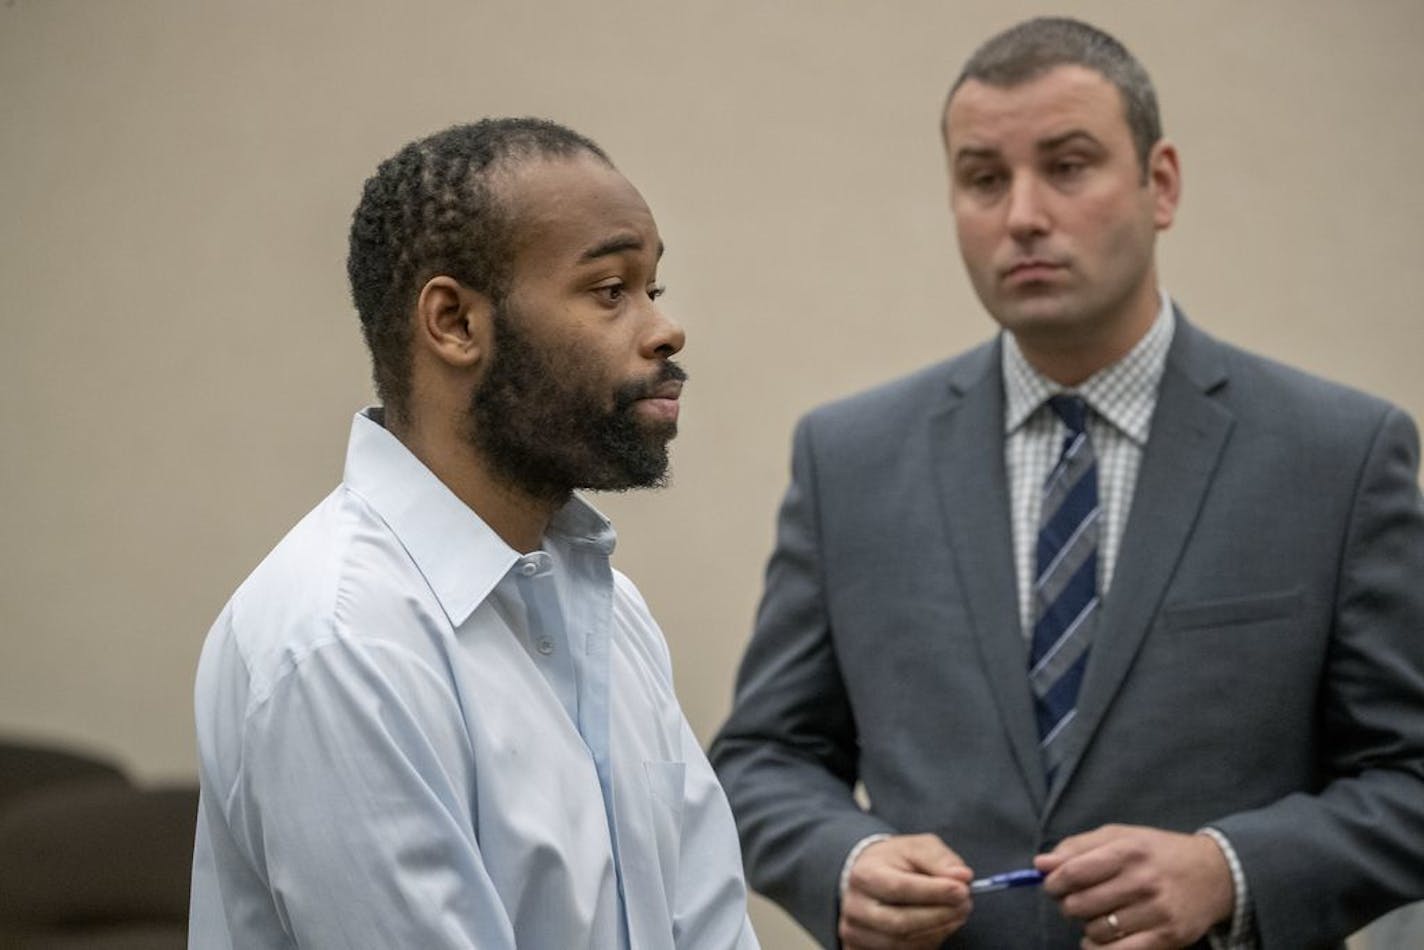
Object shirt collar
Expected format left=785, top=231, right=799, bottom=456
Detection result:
left=1002, top=289, right=1175, bottom=444
left=341, top=408, right=617, bottom=627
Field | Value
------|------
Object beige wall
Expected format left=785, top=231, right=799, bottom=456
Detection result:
left=2, top=1, right=1421, bottom=946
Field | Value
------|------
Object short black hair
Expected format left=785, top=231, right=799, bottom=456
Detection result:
left=346, top=117, right=610, bottom=423
left=946, top=17, right=1162, bottom=174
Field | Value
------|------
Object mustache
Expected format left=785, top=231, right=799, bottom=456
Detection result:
left=614, top=361, right=688, bottom=410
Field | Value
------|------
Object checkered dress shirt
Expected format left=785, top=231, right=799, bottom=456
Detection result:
left=1002, top=292, right=1174, bottom=638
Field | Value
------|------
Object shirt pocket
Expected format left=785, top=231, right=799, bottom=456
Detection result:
left=643, top=759, right=686, bottom=904
left=1161, top=588, right=1302, bottom=633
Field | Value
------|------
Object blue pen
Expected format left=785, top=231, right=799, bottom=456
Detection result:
left=969, top=868, right=1045, bottom=894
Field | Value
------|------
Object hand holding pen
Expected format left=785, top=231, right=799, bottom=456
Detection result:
left=838, top=834, right=974, bottom=950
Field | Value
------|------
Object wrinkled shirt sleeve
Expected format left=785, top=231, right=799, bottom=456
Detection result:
left=672, top=715, right=761, bottom=949
left=216, top=632, right=515, bottom=948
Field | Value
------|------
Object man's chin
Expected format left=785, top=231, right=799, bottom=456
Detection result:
left=583, top=465, right=671, bottom=494
left=641, top=420, right=678, bottom=443
left=622, top=406, right=677, bottom=442
left=575, top=432, right=674, bottom=494
left=990, top=296, right=1089, bottom=338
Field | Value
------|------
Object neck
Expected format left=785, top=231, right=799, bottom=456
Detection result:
left=1018, top=337, right=1133, bottom=387
left=1017, top=286, right=1160, bottom=386
left=387, top=413, right=559, bottom=554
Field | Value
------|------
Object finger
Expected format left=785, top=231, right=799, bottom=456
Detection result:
left=841, top=916, right=960, bottom=950
left=1042, top=823, right=1133, bottom=866
left=1054, top=852, right=1162, bottom=921
left=852, top=838, right=973, bottom=905
left=894, top=833, right=975, bottom=879
left=1042, top=850, right=1122, bottom=900
left=842, top=888, right=970, bottom=935
left=840, top=921, right=902, bottom=950
left=1048, top=824, right=1124, bottom=858
left=842, top=917, right=939, bottom=950
left=1084, top=908, right=1129, bottom=946
left=851, top=864, right=971, bottom=907
left=1037, top=829, right=1110, bottom=878
left=1058, top=877, right=1141, bottom=922
left=1041, top=828, right=1141, bottom=899
left=1079, top=904, right=1174, bottom=950
left=1081, top=932, right=1163, bottom=950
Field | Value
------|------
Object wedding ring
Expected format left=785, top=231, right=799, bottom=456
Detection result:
left=1106, top=911, right=1125, bottom=939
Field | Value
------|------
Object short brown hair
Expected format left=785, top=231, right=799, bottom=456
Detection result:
left=946, top=17, right=1162, bottom=173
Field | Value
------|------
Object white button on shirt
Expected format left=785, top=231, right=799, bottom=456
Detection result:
left=189, top=409, right=758, bottom=950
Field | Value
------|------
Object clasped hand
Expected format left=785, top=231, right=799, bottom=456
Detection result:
left=838, top=834, right=973, bottom=950
left=1036, top=824, right=1235, bottom=949
left=838, top=825, right=1233, bottom=949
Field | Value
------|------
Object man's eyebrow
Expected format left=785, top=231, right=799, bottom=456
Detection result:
left=579, top=234, right=666, bottom=263
left=951, top=130, right=1103, bottom=165
left=1037, top=130, right=1101, bottom=152
left=951, top=145, right=1000, bottom=165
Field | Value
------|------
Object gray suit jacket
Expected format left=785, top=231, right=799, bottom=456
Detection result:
left=710, top=316, right=1424, bottom=948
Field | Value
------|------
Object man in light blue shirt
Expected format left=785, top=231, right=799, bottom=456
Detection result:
left=190, top=118, right=759, bottom=949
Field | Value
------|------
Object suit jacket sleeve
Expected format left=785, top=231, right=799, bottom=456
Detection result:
left=1212, top=405, right=1424, bottom=945
left=710, top=415, right=897, bottom=947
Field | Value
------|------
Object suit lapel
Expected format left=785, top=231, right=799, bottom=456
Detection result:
left=929, top=339, right=1048, bottom=808
left=1045, top=317, right=1235, bottom=810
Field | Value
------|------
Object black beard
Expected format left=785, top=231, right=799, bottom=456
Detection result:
left=469, top=302, right=686, bottom=504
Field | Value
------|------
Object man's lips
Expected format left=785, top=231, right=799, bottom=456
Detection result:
left=646, top=380, right=683, bottom=401
left=633, top=380, right=682, bottom=424
left=1002, top=259, right=1067, bottom=284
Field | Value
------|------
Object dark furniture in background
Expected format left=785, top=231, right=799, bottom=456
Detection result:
left=0, top=739, right=196, bottom=950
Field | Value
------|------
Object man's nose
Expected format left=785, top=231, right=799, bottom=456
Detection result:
left=641, top=305, right=685, bottom=360
left=1005, top=174, right=1051, bottom=240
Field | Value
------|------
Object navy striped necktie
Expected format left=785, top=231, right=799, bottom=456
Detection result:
left=1029, top=394, right=1100, bottom=784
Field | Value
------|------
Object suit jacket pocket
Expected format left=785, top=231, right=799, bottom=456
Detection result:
left=1162, top=588, right=1302, bottom=633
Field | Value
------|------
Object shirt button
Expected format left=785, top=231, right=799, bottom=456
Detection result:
left=519, top=561, right=538, bottom=577
left=537, top=638, right=555, bottom=655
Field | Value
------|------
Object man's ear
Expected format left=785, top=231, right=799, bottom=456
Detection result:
left=414, top=275, right=492, bottom=369
left=1147, top=139, right=1181, bottom=231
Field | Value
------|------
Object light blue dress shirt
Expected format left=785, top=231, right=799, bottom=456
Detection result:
left=189, top=409, right=759, bottom=949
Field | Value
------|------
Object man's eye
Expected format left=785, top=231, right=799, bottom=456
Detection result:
left=964, top=171, right=1004, bottom=193
left=648, top=284, right=666, bottom=301
left=596, top=283, right=625, bottom=303
left=1051, top=158, right=1086, bottom=179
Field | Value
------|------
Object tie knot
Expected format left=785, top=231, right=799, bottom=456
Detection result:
left=1047, top=394, right=1089, bottom=435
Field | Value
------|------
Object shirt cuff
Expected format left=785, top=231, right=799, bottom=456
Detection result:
left=839, top=833, right=892, bottom=897
left=1198, top=827, right=1258, bottom=950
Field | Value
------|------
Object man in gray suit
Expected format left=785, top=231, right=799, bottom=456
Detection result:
left=711, top=17, right=1424, bottom=950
